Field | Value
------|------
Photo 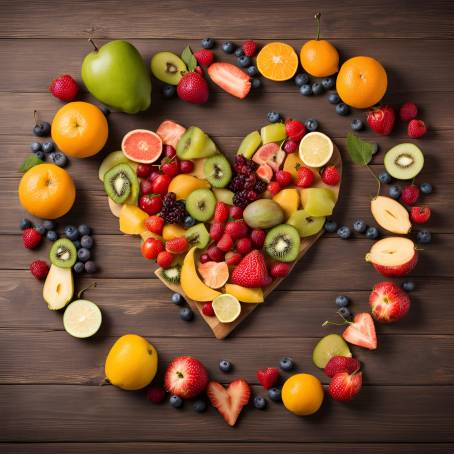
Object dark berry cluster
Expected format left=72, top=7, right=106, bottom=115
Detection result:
left=161, top=192, right=187, bottom=224
left=233, top=155, right=258, bottom=176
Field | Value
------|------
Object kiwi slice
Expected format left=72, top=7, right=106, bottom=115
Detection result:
left=186, top=189, right=216, bottom=222
left=50, top=238, right=77, bottom=269
left=162, top=265, right=181, bottom=284
left=264, top=224, right=301, bottom=262
left=203, top=154, right=232, bottom=188
left=185, top=223, right=210, bottom=249
left=312, top=334, right=352, bottom=368
left=103, top=163, right=138, bottom=204
left=150, top=51, right=187, bottom=85
left=384, top=143, right=424, bottom=180
left=176, top=127, right=217, bottom=160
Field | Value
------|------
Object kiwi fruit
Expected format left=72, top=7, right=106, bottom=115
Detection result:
left=186, top=189, right=216, bottom=222
left=264, top=224, right=301, bottom=262
left=185, top=223, right=210, bottom=249
left=203, top=154, right=232, bottom=188
left=176, top=127, right=217, bottom=160
left=162, top=265, right=181, bottom=284
left=103, top=163, right=139, bottom=204
left=150, top=51, right=187, bottom=85
left=384, top=143, right=424, bottom=180
left=50, top=238, right=77, bottom=268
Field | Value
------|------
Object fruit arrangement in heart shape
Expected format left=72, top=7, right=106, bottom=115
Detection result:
left=99, top=118, right=341, bottom=337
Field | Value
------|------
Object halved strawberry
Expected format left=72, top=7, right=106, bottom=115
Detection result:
left=208, top=63, right=251, bottom=99
left=342, top=313, right=377, bottom=350
left=256, top=367, right=279, bottom=390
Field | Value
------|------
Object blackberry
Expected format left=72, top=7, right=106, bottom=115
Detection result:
left=244, top=174, right=257, bottom=190
left=254, top=179, right=267, bottom=194
left=233, top=190, right=250, bottom=208
left=229, top=174, right=246, bottom=192
left=161, top=192, right=187, bottom=224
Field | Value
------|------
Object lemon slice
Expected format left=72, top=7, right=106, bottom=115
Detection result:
left=299, top=132, right=334, bottom=167
left=63, top=299, right=102, bottom=338
left=212, top=294, right=241, bottom=323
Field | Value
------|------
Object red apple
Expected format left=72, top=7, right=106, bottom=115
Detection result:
left=369, top=281, right=411, bottom=323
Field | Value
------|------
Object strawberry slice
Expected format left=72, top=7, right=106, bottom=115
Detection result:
left=208, top=63, right=251, bottom=99
left=256, top=367, right=279, bottom=390
left=342, top=313, right=377, bottom=350
left=207, top=379, right=250, bottom=426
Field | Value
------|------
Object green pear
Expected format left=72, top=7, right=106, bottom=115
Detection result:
left=81, top=40, right=152, bottom=114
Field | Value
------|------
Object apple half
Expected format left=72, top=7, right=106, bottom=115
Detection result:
left=371, top=196, right=411, bottom=234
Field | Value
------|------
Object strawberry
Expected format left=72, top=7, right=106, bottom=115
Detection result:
left=296, top=166, right=314, bottom=188
left=369, top=281, right=411, bottom=323
left=214, top=201, right=230, bottom=223
left=22, top=228, right=42, bottom=249
left=283, top=139, right=299, bottom=154
left=399, top=102, right=418, bottom=122
left=29, top=260, right=49, bottom=280
left=230, top=250, right=270, bottom=288
left=166, top=236, right=189, bottom=254
left=202, top=302, right=215, bottom=316
left=400, top=184, right=420, bottom=206
left=208, top=62, right=251, bottom=99
left=146, top=386, right=166, bottom=404
left=411, top=206, right=431, bottom=224
left=230, top=206, right=243, bottom=220
left=144, top=215, right=164, bottom=235
left=275, top=170, right=293, bottom=187
left=207, top=245, right=225, bottom=262
left=177, top=72, right=209, bottom=104
left=207, top=379, right=250, bottom=426
left=195, top=65, right=203, bottom=76
left=342, top=313, right=377, bottom=350
left=161, top=158, right=180, bottom=177
left=256, top=367, right=279, bottom=390
left=241, top=40, right=257, bottom=57
left=270, top=262, right=291, bottom=278
left=328, top=371, right=363, bottom=402
left=217, top=233, right=233, bottom=252
left=324, top=356, right=360, bottom=378
left=285, top=119, right=306, bottom=142
left=210, top=222, right=225, bottom=242
left=267, top=181, right=281, bottom=196
left=141, top=238, right=164, bottom=260
left=367, top=105, right=396, bottom=135
left=139, top=194, right=163, bottom=215
left=49, top=74, right=79, bottom=101
left=164, top=356, right=209, bottom=399
left=156, top=251, right=174, bottom=268
left=236, top=237, right=252, bottom=255
left=194, top=49, right=214, bottom=67
left=225, top=220, right=248, bottom=239
left=321, top=166, right=340, bottom=186
left=225, top=252, right=242, bottom=266
left=408, top=119, right=427, bottom=138
left=250, top=229, right=266, bottom=249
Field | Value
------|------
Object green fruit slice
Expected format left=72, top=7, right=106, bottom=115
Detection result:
left=287, top=209, right=326, bottom=237
left=176, top=127, right=218, bottom=160
left=384, top=143, right=424, bottom=180
left=50, top=239, right=77, bottom=268
left=312, top=334, right=352, bottom=368
left=150, top=51, right=187, bottom=85
left=213, top=188, right=234, bottom=205
left=203, top=154, right=232, bottom=188
left=185, top=223, right=210, bottom=249
left=63, top=299, right=102, bottom=338
left=237, top=130, right=262, bottom=158
left=260, top=123, right=287, bottom=144
left=186, top=189, right=216, bottom=222
left=98, top=151, right=132, bottom=182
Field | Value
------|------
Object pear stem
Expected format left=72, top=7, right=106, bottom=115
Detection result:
left=88, top=38, right=98, bottom=52
left=77, top=281, right=97, bottom=299
left=315, top=12, right=321, bottom=40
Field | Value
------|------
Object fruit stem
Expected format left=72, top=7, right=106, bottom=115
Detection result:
left=315, top=12, right=321, bottom=40
left=322, top=319, right=348, bottom=327
left=77, top=281, right=97, bottom=299
left=88, top=38, right=98, bottom=52
left=33, top=110, right=40, bottom=126
left=366, top=165, right=381, bottom=197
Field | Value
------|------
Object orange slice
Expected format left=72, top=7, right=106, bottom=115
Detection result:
left=257, top=42, right=299, bottom=82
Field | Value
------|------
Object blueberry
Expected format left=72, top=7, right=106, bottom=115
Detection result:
left=73, top=240, right=81, bottom=249
left=64, top=225, right=79, bottom=240
left=234, top=47, right=244, bottom=57
left=31, top=142, right=42, bottom=152
left=251, top=78, right=262, bottom=89
left=33, top=121, right=51, bottom=137
left=35, top=150, right=45, bottom=160
left=337, top=226, right=351, bottom=239
left=169, top=395, right=183, bottom=408
left=379, top=171, right=392, bottom=184
left=420, top=182, right=433, bottom=194
left=247, top=66, right=258, bottom=77
left=162, top=84, right=176, bottom=98
left=353, top=219, right=367, bottom=233
left=336, top=102, right=351, bottom=116
left=78, top=247, right=91, bottom=263
left=365, top=226, right=379, bottom=239
left=294, top=73, right=310, bottom=86
left=41, top=141, right=54, bottom=153
left=300, top=84, right=312, bottom=96
left=171, top=293, right=184, bottom=305
left=201, top=38, right=215, bottom=49
left=46, top=230, right=58, bottom=242
left=80, top=235, right=93, bottom=249
left=322, top=77, right=336, bottom=90
left=351, top=119, right=364, bottom=131
left=338, top=307, right=352, bottom=320
left=219, top=360, right=232, bottom=373
left=84, top=261, right=97, bottom=273
left=100, top=105, right=111, bottom=117
left=335, top=295, right=349, bottom=307
left=42, top=220, right=55, bottom=231
left=267, top=111, right=281, bottom=123
left=20, top=218, right=32, bottom=230
left=180, top=307, right=194, bottom=321
left=268, top=387, right=281, bottom=402
left=236, top=55, right=250, bottom=69
left=328, top=92, right=341, bottom=104
left=193, top=399, right=207, bottom=413
left=183, top=216, right=196, bottom=228
left=222, top=41, right=236, bottom=54
left=416, top=230, right=432, bottom=244
left=388, top=185, right=402, bottom=199
left=305, top=119, right=318, bottom=132
left=312, top=82, right=324, bottom=95
left=279, top=357, right=294, bottom=371
left=34, top=224, right=47, bottom=235
left=253, top=396, right=267, bottom=410
left=324, top=219, right=337, bottom=233
left=402, top=281, right=415, bottom=292
left=50, top=151, right=68, bottom=168
left=73, top=262, right=85, bottom=273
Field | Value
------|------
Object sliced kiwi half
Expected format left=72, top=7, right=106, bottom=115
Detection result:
left=186, top=189, right=216, bottom=222
left=150, top=51, right=187, bottom=85
left=203, top=154, right=232, bottom=188
left=162, top=264, right=181, bottom=284
left=264, top=224, right=301, bottom=262
left=185, top=223, right=210, bottom=249
left=50, top=238, right=77, bottom=268
left=384, top=143, right=424, bottom=180
left=103, top=163, right=139, bottom=204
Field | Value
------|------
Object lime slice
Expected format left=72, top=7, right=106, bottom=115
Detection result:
left=312, top=334, right=351, bottom=368
left=212, top=294, right=241, bottom=323
left=63, top=299, right=102, bottom=338
left=299, top=132, right=334, bottom=168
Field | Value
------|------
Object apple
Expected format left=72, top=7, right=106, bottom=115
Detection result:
left=369, top=281, right=411, bottom=323
left=371, top=196, right=411, bottom=234
left=365, top=237, right=418, bottom=277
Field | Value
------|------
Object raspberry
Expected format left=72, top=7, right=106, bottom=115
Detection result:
left=267, top=181, right=281, bottom=196
left=22, top=228, right=42, bottom=249
left=194, top=49, right=214, bottom=67
left=214, top=201, right=230, bottom=223
left=225, top=252, right=242, bottom=266
left=29, top=260, right=49, bottom=280
left=225, top=220, right=249, bottom=239
left=49, top=74, right=79, bottom=101
left=146, top=386, right=166, bottom=404
left=295, top=166, right=314, bottom=188
left=236, top=237, right=252, bottom=255
left=400, top=184, right=420, bottom=206
left=210, top=222, right=225, bottom=242
left=165, top=236, right=189, bottom=254
left=399, top=102, right=418, bottom=122
left=207, top=245, right=224, bottom=262
left=410, top=206, right=431, bottom=224
left=202, top=302, right=215, bottom=316
left=157, top=251, right=174, bottom=268
left=321, top=166, right=340, bottom=186
left=285, top=119, right=306, bottom=141
left=230, top=206, right=243, bottom=220
left=242, top=40, right=257, bottom=57
left=270, top=262, right=291, bottom=278
left=275, top=170, right=293, bottom=187
left=283, top=140, right=299, bottom=154
left=217, top=233, right=233, bottom=252
left=408, top=119, right=427, bottom=139
left=250, top=229, right=266, bottom=249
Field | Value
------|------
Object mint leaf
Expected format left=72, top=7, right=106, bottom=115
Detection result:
left=181, top=45, right=197, bottom=72
left=19, top=154, right=44, bottom=173
left=346, top=132, right=376, bottom=166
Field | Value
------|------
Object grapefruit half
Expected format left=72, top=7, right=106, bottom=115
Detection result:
left=121, top=129, right=162, bottom=164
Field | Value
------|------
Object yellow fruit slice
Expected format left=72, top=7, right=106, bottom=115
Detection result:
left=140, top=230, right=163, bottom=242
left=212, top=294, right=242, bottom=323
left=224, top=284, right=264, bottom=303
left=283, top=153, right=305, bottom=179
left=181, top=247, right=221, bottom=302
left=119, top=205, right=148, bottom=235
left=167, top=174, right=210, bottom=200
left=257, top=42, right=298, bottom=82
left=162, top=224, right=187, bottom=241
left=299, top=132, right=333, bottom=168
left=273, top=188, right=299, bottom=219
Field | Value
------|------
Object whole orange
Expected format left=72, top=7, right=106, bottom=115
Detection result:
left=300, top=40, right=339, bottom=77
left=19, top=163, right=76, bottom=219
left=282, top=373, right=324, bottom=416
left=51, top=101, right=108, bottom=158
left=336, top=56, right=388, bottom=109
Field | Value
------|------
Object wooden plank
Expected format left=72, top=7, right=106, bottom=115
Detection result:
left=1, top=384, right=454, bottom=442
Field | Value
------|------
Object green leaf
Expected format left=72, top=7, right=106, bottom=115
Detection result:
left=181, top=45, right=197, bottom=72
left=19, top=154, right=44, bottom=173
left=346, top=132, right=376, bottom=166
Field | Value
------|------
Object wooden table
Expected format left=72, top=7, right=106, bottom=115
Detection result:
left=1, top=1, right=453, bottom=452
